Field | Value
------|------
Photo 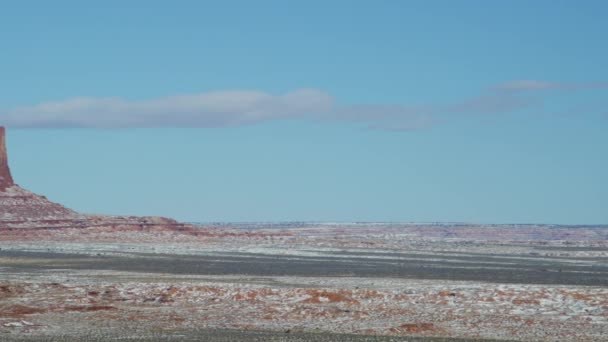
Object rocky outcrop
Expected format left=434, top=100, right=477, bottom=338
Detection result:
left=0, top=127, right=192, bottom=232
left=0, top=127, right=14, bottom=191
left=0, top=185, right=82, bottom=224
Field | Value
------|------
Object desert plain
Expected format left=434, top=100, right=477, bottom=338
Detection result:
left=2, top=222, right=608, bottom=341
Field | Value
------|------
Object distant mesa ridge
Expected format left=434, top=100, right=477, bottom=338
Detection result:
left=0, top=126, right=189, bottom=231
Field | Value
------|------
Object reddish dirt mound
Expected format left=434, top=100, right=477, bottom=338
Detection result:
left=302, top=289, right=360, bottom=304
left=391, top=323, right=436, bottom=334
left=64, top=305, right=116, bottom=312
left=0, top=285, right=25, bottom=299
left=512, top=298, right=540, bottom=305
left=1, top=305, right=46, bottom=318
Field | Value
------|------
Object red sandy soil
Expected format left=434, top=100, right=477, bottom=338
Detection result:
left=2, top=278, right=607, bottom=341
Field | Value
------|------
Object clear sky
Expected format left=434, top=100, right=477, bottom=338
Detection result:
left=1, top=0, right=607, bottom=223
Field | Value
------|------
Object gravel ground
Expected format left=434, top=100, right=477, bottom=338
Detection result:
left=1, top=249, right=607, bottom=286
left=2, top=224, right=607, bottom=341
left=1, top=329, right=512, bottom=342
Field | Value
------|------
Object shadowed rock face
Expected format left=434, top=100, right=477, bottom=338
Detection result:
left=0, top=126, right=190, bottom=231
left=0, top=127, right=14, bottom=191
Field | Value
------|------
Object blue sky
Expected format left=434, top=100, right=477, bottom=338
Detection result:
left=1, top=0, right=607, bottom=223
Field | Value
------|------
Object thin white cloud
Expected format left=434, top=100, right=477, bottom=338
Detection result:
left=446, top=93, right=540, bottom=115
left=2, top=89, right=334, bottom=128
left=1, top=80, right=603, bottom=131
left=0, top=89, right=430, bottom=131
left=491, top=80, right=608, bottom=92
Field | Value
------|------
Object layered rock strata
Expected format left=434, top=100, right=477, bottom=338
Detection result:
left=0, top=127, right=191, bottom=231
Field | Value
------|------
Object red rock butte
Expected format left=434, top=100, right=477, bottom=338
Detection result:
left=0, top=127, right=14, bottom=191
left=0, top=126, right=191, bottom=231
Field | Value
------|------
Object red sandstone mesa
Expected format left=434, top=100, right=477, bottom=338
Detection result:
left=0, top=126, right=191, bottom=232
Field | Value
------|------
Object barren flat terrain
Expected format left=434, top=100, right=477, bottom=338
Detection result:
left=1, top=223, right=607, bottom=341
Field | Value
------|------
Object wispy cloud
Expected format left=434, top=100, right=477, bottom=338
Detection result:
left=0, top=89, right=430, bottom=131
left=491, top=80, right=608, bottom=92
left=446, top=93, right=540, bottom=115
left=1, top=89, right=333, bottom=128
left=1, top=80, right=604, bottom=131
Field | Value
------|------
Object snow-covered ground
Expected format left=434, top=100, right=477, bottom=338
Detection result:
left=1, top=223, right=607, bottom=341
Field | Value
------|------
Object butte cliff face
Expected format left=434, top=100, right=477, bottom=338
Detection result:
left=0, top=127, right=188, bottom=231
left=0, top=127, right=15, bottom=191
left=0, top=127, right=82, bottom=225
